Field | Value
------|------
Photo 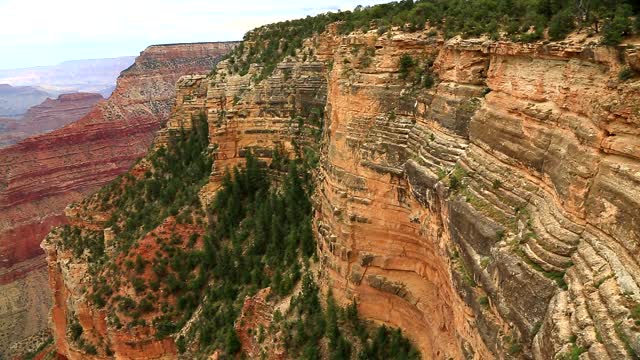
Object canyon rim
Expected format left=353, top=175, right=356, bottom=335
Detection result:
left=2, top=1, right=640, bottom=359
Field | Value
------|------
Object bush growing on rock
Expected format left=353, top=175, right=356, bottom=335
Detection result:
left=602, top=5, right=633, bottom=45
left=221, top=0, right=640, bottom=86
left=398, top=54, right=416, bottom=79
left=69, top=322, right=82, bottom=341
left=619, top=66, right=635, bottom=81
left=549, top=9, right=575, bottom=40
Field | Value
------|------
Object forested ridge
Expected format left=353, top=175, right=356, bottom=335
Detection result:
left=222, top=0, right=639, bottom=84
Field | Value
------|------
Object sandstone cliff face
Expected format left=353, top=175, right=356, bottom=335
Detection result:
left=314, top=29, right=640, bottom=359
left=0, top=42, right=236, bottom=359
left=42, top=38, right=327, bottom=359
left=43, top=25, right=640, bottom=360
left=0, top=92, right=104, bottom=147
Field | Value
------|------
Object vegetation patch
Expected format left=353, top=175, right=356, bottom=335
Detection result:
left=219, top=1, right=640, bottom=85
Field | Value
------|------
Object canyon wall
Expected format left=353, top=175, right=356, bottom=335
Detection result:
left=43, top=25, right=640, bottom=360
left=0, top=92, right=104, bottom=147
left=314, top=30, right=640, bottom=359
left=0, top=42, right=237, bottom=358
left=42, top=37, right=330, bottom=359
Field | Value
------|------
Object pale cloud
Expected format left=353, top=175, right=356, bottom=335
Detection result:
left=0, top=0, right=387, bottom=69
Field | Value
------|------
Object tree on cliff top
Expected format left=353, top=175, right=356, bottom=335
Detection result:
left=223, top=0, right=640, bottom=81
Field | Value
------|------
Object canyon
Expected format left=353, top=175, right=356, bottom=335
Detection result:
left=0, top=92, right=104, bottom=147
left=0, top=84, right=51, bottom=118
left=40, top=21, right=640, bottom=360
left=0, top=42, right=236, bottom=358
left=0, top=56, right=137, bottom=97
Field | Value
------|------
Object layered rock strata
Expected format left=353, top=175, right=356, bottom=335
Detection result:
left=0, top=92, right=104, bottom=147
left=43, top=38, right=328, bottom=358
left=0, top=42, right=237, bottom=358
left=314, top=29, right=640, bottom=360
left=44, top=25, right=640, bottom=360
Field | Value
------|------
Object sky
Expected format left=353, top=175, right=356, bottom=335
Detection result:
left=0, top=0, right=389, bottom=70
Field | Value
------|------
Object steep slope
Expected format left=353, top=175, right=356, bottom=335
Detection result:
left=0, top=92, right=104, bottom=147
left=42, top=9, right=640, bottom=360
left=315, top=30, right=640, bottom=359
left=0, top=42, right=237, bottom=358
left=41, top=37, right=332, bottom=359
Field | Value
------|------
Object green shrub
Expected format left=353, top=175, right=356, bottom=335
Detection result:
left=84, top=343, right=97, bottom=355
left=132, top=278, right=146, bottom=293
left=139, top=298, right=154, bottom=313
left=226, top=330, right=241, bottom=354
left=423, top=73, right=434, bottom=88
left=509, top=342, right=523, bottom=354
left=602, top=5, right=633, bottom=45
left=449, top=175, right=460, bottom=190
left=619, top=66, right=634, bottom=81
left=70, top=322, right=83, bottom=341
left=548, top=9, right=574, bottom=40
left=398, top=54, right=416, bottom=79
left=558, top=343, right=587, bottom=360
left=135, top=254, right=146, bottom=274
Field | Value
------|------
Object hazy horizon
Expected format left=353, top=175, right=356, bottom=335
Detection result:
left=0, top=0, right=388, bottom=69
left=0, top=55, right=137, bottom=72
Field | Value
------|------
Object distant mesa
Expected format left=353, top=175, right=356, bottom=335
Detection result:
left=0, top=92, right=104, bottom=147
left=0, top=84, right=52, bottom=118
left=0, top=56, right=136, bottom=109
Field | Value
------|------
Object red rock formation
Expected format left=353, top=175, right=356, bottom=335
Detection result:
left=0, top=42, right=237, bottom=359
left=165, top=28, right=640, bottom=359
left=44, top=221, right=180, bottom=359
left=41, top=22, right=640, bottom=360
left=0, top=93, right=104, bottom=147
left=235, top=288, right=285, bottom=360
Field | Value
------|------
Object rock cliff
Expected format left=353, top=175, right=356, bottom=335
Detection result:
left=313, top=29, right=640, bottom=359
left=0, top=42, right=236, bottom=359
left=42, top=22, right=640, bottom=360
left=41, top=36, right=329, bottom=359
left=0, top=92, right=104, bottom=147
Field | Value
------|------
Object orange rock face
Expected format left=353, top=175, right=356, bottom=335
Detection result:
left=314, top=31, right=492, bottom=359
left=0, top=42, right=237, bottom=359
left=41, top=24, right=640, bottom=360
left=315, top=30, right=640, bottom=360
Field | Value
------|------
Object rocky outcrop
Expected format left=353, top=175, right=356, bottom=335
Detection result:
left=41, top=37, right=325, bottom=359
left=0, top=92, right=104, bottom=147
left=42, top=23, right=640, bottom=360
left=235, top=288, right=286, bottom=360
left=0, top=42, right=237, bottom=359
left=0, top=256, right=51, bottom=357
left=161, top=40, right=331, bottom=195
left=314, top=29, right=640, bottom=360
left=42, top=213, right=185, bottom=360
